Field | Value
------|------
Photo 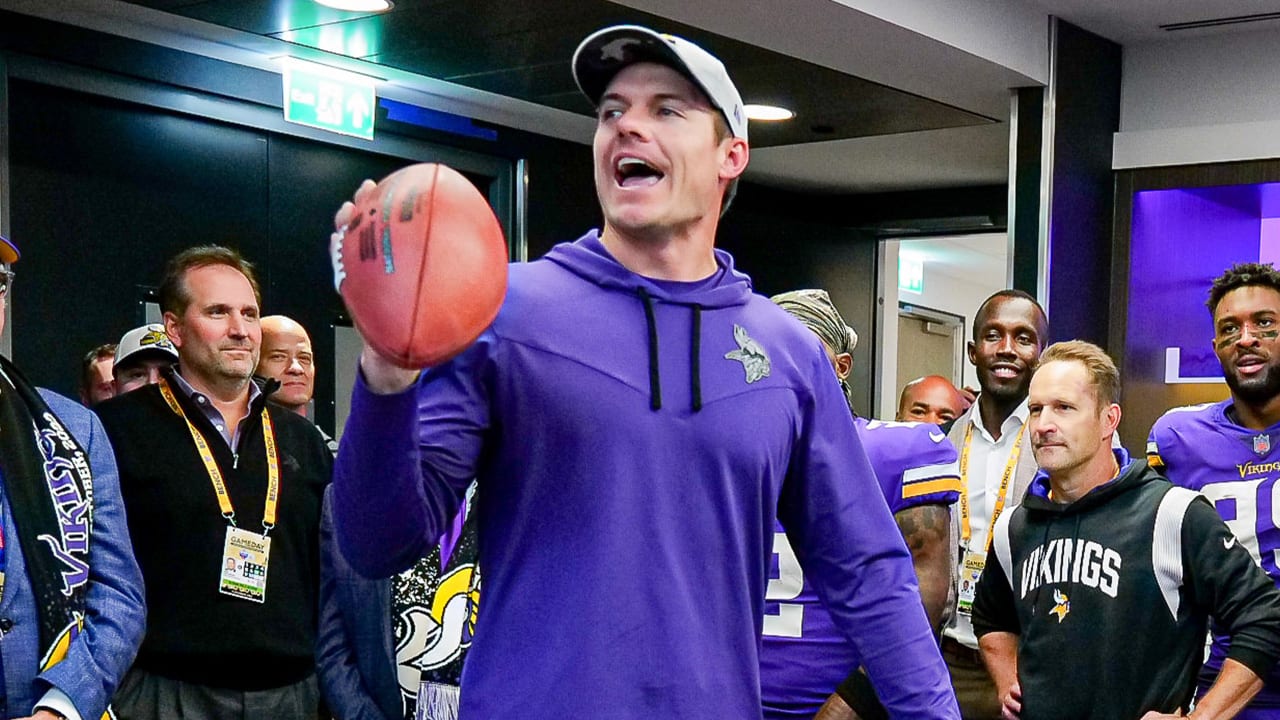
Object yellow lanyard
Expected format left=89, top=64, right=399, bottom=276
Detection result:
left=158, top=378, right=280, bottom=534
left=958, top=420, right=1027, bottom=554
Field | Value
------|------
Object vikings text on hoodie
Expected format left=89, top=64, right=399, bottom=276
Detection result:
left=333, top=230, right=959, bottom=719
left=972, top=449, right=1280, bottom=720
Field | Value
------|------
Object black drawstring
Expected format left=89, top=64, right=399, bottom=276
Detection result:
left=637, top=287, right=662, bottom=410
left=691, top=304, right=703, bottom=412
left=636, top=288, right=704, bottom=413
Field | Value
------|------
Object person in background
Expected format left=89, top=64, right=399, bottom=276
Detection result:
left=317, top=480, right=479, bottom=720
left=975, top=340, right=1280, bottom=720
left=112, top=323, right=177, bottom=395
left=766, top=289, right=958, bottom=720
left=255, top=315, right=338, bottom=455
left=1149, top=262, right=1280, bottom=718
left=897, top=374, right=968, bottom=426
left=257, top=315, right=316, bottom=418
left=943, top=289, right=1047, bottom=719
left=97, top=246, right=331, bottom=720
left=0, top=234, right=145, bottom=720
left=79, top=343, right=116, bottom=406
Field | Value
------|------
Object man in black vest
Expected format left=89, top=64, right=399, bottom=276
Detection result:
left=97, top=246, right=332, bottom=720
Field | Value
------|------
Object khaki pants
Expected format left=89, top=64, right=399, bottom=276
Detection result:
left=943, top=637, right=1002, bottom=720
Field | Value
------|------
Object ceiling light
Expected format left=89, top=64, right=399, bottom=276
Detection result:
left=744, top=104, right=795, bottom=121
left=314, top=0, right=394, bottom=12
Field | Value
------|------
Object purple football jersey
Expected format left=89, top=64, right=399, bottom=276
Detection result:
left=760, top=418, right=960, bottom=719
left=1149, top=400, right=1280, bottom=710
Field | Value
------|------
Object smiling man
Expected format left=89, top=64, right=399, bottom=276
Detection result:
left=898, top=374, right=968, bottom=426
left=328, top=25, right=958, bottom=720
left=96, top=246, right=332, bottom=720
left=941, top=289, right=1047, bottom=719
left=1149, top=262, right=1280, bottom=718
left=974, top=340, right=1280, bottom=720
left=256, top=315, right=316, bottom=417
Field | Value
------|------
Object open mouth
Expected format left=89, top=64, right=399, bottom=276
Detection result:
left=615, top=157, right=665, bottom=188
left=1237, top=354, right=1267, bottom=375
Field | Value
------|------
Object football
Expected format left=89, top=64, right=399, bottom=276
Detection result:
left=338, top=163, right=509, bottom=368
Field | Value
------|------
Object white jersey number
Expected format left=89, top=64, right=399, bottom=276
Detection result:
left=764, top=532, right=804, bottom=637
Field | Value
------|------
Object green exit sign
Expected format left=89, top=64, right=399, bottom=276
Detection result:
left=899, top=254, right=924, bottom=294
left=282, top=59, right=377, bottom=140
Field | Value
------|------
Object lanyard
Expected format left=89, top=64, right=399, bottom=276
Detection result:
left=158, top=378, right=280, bottom=534
left=958, top=420, right=1026, bottom=555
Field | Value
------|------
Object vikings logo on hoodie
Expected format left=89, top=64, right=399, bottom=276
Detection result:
left=724, top=324, right=770, bottom=383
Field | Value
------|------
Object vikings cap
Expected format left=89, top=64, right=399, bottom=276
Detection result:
left=114, top=323, right=178, bottom=368
left=0, top=235, right=19, bottom=265
left=572, top=24, right=748, bottom=141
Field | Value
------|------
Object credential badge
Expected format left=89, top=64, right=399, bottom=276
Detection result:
left=725, top=325, right=770, bottom=384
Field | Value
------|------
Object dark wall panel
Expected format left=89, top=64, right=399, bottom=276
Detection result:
left=265, top=138, right=431, bottom=431
left=9, top=80, right=270, bottom=396
left=719, top=203, right=878, bottom=417
left=1044, top=20, right=1121, bottom=346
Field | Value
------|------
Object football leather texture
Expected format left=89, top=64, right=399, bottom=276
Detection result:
left=341, top=163, right=509, bottom=368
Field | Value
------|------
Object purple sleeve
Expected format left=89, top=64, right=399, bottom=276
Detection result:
left=333, top=340, right=490, bottom=579
left=776, top=358, right=960, bottom=719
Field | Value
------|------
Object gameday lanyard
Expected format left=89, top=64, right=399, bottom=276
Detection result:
left=158, top=378, right=280, bottom=534
left=958, top=421, right=1026, bottom=555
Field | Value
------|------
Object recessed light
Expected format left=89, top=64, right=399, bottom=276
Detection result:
left=314, top=0, right=394, bottom=12
left=744, top=104, right=795, bottom=121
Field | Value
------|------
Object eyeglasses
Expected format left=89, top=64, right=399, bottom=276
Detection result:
left=0, top=270, right=16, bottom=299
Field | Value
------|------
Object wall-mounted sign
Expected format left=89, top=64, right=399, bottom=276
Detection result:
left=282, top=58, right=377, bottom=140
left=899, top=254, right=924, bottom=294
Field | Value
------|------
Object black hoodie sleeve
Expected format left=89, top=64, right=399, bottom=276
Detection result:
left=1184, top=496, right=1280, bottom=679
left=972, top=542, right=1020, bottom=639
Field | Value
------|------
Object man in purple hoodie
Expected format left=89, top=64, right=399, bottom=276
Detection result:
left=328, top=24, right=959, bottom=720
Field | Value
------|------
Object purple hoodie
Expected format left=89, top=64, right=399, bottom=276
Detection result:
left=334, top=230, right=959, bottom=719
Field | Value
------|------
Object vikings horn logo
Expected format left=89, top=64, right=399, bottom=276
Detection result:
left=725, top=325, right=771, bottom=384
left=1050, top=588, right=1070, bottom=623
left=138, top=329, right=174, bottom=351
left=395, top=564, right=480, bottom=697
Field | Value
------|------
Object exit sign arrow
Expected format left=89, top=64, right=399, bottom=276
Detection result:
left=282, top=59, right=377, bottom=140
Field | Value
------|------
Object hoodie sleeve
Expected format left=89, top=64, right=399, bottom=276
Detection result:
left=777, top=352, right=960, bottom=719
left=1182, top=494, right=1280, bottom=679
left=334, top=335, right=492, bottom=579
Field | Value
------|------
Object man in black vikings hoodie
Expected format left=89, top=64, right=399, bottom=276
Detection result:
left=972, top=340, right=1280, bottom=720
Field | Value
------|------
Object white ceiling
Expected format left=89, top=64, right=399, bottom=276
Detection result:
left=750, top=121, right=1011, bottom=193
left=899, top=232, right=1009, bottom=291
left=1028, top=0, right=1280, bottom=43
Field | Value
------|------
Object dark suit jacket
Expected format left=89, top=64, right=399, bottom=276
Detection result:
left=316, top=485, right=400, bottom=720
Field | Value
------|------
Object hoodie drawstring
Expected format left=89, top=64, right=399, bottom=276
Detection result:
left=637, top=287, right=662, bottom=410
left=691, top=304, right=703, bottom=412
left=636, top=288, right=704, bottom=413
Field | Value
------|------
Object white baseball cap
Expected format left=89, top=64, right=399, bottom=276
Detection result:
left=573, top=25, right=748, bottom=141
left=114, top=323, right=178, bottom=368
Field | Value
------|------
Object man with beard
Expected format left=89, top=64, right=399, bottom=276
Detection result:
left=96, top=246, right=332, bottom=720
left=1148, top=262, right=1280, bottom=718
left=942, top=290, right=1047, bottom=719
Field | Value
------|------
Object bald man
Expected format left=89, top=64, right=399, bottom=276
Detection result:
left=256, top=315, right=315, bottom=417
left=898, top=375, right=967, bottom=426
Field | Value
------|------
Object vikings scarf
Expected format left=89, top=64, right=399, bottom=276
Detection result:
left=0, top=356, right=93, bottom=673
